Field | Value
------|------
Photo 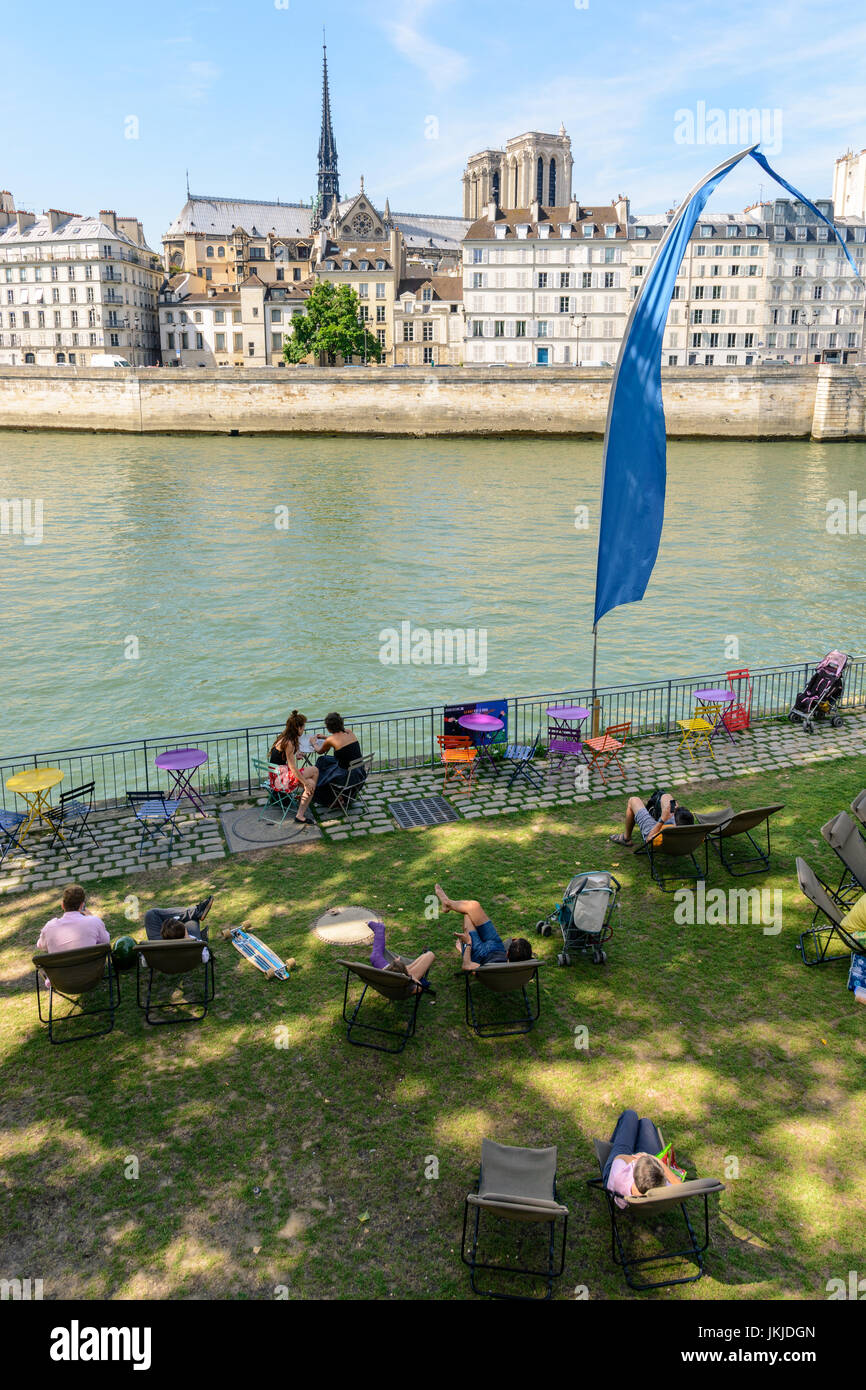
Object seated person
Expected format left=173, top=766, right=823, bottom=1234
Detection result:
left=269, top=710, right=319, bottom=825
left=145, top=894, right=214, bottom=942
left=36, top=884, right=109, bottom=953
left=433, top=883, right=532, bottom=969
left=610, top=791, right=694, bottom=848
left=368, top=920, right=435, bottom=997
left=603, top=1108, right=683, bottom=1209
left=841, top=892, right=866, bottom=941
left=310, top=713, right=365, bottom=806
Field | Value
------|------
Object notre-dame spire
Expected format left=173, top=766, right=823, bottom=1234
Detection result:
left=317, top=34, right=340, bottom=223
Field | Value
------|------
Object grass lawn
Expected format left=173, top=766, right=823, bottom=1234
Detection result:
left=1, top=753, right=865, bottom=1301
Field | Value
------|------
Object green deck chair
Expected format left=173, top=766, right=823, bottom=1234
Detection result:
left=462, top=1139, right=568, bottom=1300
left=32, top=943, right=120, bottom=1044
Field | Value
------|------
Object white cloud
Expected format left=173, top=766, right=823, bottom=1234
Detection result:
left=171, top=59, right=221, bottom=105
left=376, top=0, right=470, bottom=90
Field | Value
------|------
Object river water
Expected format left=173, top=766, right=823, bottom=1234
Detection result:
left=1, top=430, right=865, bottom=753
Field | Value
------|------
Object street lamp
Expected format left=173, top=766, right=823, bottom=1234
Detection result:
left=569, top=311, right=587, bottom=366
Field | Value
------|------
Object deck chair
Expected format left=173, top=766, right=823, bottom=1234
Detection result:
left=252, top=758, right=303, bottom=824
left=850, top=789, right=866, bottom=835
left=457, top=956, right=542, bottom=1037
left=795, top=856, right=866, bottom=966
left=462, top=1139, right=568, bottom=1300
left=723, top=668, right=752, bottom=733
left=583, top=721, right=631, bottom=784
left=45, top=781, right=99, bottom=856
left=337, top=957, right=428, bottom=1053
left=587, top=1134, right=725, bottom=1291
left=329, top=755, right=373, bottom=817
left=0, top=808, right=27, bottom=868
left=436, top=735, right=478, bottom=794
left=821, top=811, right=866, bottom=905
left=32, top=944, right=119, bottom=1044
left=501, top=730, right=544, bottom=791
left=637, top=823, right=710, bottom=890
left=676, top=712, right=717, bottom=761
left=127, top=790, right=184, bottom=857
left=135, top=939, right=215, bottom=1024
left=696, top=803, right=784, bottom=876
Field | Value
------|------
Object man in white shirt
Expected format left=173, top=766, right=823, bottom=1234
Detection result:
left=36, top=884, right=109, bottom=953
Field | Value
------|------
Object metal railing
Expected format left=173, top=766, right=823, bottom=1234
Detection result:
left=1, top=653, right=862, bottom=814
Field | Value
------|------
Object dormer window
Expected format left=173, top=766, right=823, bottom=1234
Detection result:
left=582, top=224, right=595, bottom=238
left=538, top=223, right=550, bottom=239
left=558, top=224, right=572, bottom=239
left=376, top=259, right=386, bottom=270
left=817, top=226, right=829, bottom=242
left=726, top=224, right=738, bottom=237
left=746, top=224, right=759, bottom=237
left=604, top=224, right=617, bottom=239
left=794, top=226, right=807, bottom=241
left=342, top=259, right=352, bottom=271
left=635, top=226, right=648, bottom=239
left=700, top=224, right=713, bottom=238
left=359, top=260, right=370, bottom=271
left=516, top=223, right=530, bottom=239
left=422, top=286, right=432, bottom=301
left=494, top=223, right=507, bottom=239
left=325, top=259, right=335, bottom=270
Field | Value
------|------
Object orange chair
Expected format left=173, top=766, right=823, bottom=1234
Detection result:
left=583, top=722, right=631, bottom=784
left=436, top=735, right=478, bottom=793
left=723, top=669, right=752, bottom=733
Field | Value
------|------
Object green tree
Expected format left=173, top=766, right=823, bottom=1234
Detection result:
left=283, top=281, right=383, bottom=365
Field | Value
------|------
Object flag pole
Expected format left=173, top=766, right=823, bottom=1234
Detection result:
left=590, top=623, right=599, bottom=737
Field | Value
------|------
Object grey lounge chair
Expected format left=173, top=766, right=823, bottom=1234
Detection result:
left=821, top=811, right=866, bottom=905
left=636, top=822, right=710, bottom=889
left=587, top=1133, right=725, bottom=1291
left=696, top=803, right=784, bottom=876
left=32, top=943, right=120, bottom=1045
left=795, top=856, right=866, bottom=966
left=135, top=938, right=215, bottom=1024
left=461, top=1139, right=568, bottom=1300
left=457, top=955, right=542, bottom=1037
left=850, top=789, right=866, bottom=834
left=338, top=955, right=429, bottom=1052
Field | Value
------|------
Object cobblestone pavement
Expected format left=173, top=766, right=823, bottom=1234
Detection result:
left=3, top=713, right=864, bottom=896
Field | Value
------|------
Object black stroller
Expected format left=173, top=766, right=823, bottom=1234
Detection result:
left=536, top=870, right=621, bottom=966
left=789, top=650, right=847, bottom=733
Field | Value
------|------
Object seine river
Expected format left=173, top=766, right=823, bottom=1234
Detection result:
left=1, top=430, right=865, bottom=754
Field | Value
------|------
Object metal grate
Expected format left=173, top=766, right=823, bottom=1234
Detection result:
left=388, top=796, right=460, bottom=829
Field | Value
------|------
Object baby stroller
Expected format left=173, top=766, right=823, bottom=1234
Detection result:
left=536, top=870, right=621, bottom=966
left=789, top=650, right=848, bottom=733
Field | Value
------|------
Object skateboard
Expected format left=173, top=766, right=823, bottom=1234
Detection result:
left=222, top=923, right=296, bottom=980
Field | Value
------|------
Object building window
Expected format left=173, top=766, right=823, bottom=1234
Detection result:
left=403, top=323, right=414, bottom=341
left=559, top=296, right=570, bottom=314
left=248, top=341, right=255, bottom=356
left=218, top=246, right=225, bottom=257
left=377, top=329, right=386, bottom=348
left=376, top=283, right=386, bottom=299
left=423, top=346, right=434, bottom=364
left=272, top=333, right=282, bottom=351
left=195, top=333, right=203, bottom=349
left=215, top=333, right=226, bottom=350
left=536, top=155, right=544, bottom=204
left=494, top=320, right=504, bottom=337
left=423, top=322, right=434, bottom=341
left=537, top=320, right=548, bottom=337
left=214, top=310, right=225, bottom=324
left=515, top=320, right=526, bottom=337
left=603, top=272, right=615, bottom=288
left=207, top=246, right=214, bottom=257
left=358, top=283, right=369, bottom=298
left=537, top=272, right=547, bottom=288
left=472, top=321, right=484, bottom=337
left=422, top=286, right=432, bottom=301
left=233, top=333, right=243, bottom=351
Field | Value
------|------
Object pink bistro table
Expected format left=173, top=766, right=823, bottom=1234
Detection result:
left=546, top=704, right=590, bottom=762
left=154, top=747, right=211, bottom=816
left=458, top=712, right=505, bottom=775
left=693, top=688, right=736, bottom=745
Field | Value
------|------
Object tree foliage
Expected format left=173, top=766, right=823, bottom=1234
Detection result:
left=283, top=281, right=382, bottom=365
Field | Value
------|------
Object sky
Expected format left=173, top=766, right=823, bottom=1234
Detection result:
left=3, top=0, right=866, bottom=251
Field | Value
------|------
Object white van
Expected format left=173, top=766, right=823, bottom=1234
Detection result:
left=89, top=353, right=132, bottom=368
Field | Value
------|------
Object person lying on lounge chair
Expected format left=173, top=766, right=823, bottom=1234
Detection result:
left=433, top=884, right=532, bottom=970
left=144, top=894, right=214, bottom=941
left=603, top=1108, right=683, bottom=1209
left=367, top=920, right=436, bottom=997
left=610, top=792, right=694, bottom=848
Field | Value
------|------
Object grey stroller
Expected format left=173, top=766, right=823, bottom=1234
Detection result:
left=536, top=870, right=621, bottom=966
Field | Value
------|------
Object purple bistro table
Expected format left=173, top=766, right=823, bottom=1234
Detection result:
left=154, top=747, right=210, bottom=816
left=458, top=712, right=505, bottom=775
left=693, top=688, right=736, bottom=745
left=546, top=704, right=590, bottom=763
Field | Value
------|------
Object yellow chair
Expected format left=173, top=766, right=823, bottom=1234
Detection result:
left=677, top=712, right=717, bottom=760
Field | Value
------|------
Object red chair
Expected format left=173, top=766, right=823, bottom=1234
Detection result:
left=583, top=722, right=631, bottom=784
left=723, top=669, right=752, bottom=733
left=436, top=735, right=478, bottom=793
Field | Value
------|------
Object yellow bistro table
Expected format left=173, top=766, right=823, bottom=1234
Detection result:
left=5, top=768, right=64, bottom=841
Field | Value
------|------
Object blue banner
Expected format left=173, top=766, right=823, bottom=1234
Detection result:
left=593, top=147, right=862, bottom=628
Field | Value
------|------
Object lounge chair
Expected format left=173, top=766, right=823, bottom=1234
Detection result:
left=636, top=822, right=710, bottom=890
left=820, top=811, right=866, bottom=905
left=135, top=938, right=215, bottom=1024
left=32, top=944, right=120, bottom=1044
left=587, top=1133, right=725, bottom=1291
left=337, top=956, right=429, bottom=1053
left=696, top=803, right=784, bottom=876
left=795, top=857, right=866, bottom=966
left=457, top=956, right=542, bottom=1037
left=461, top=1139, right=568, bottom=1300
left=850, top=789, right=866, bottom=834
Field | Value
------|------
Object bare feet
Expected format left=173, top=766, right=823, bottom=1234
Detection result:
left=434, top=883, right=451, bottom=912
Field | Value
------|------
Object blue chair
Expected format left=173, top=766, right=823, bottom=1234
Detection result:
left=46, top=782, right=99, bottom=857
left=502, top=730, right=544, bottom=791
left=0, top=809, right=27, bottom=868
left=127, top=791, right=184, bottom=857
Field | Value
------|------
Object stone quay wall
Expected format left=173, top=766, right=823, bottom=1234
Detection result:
left=0, top=364, right=863, bottom=439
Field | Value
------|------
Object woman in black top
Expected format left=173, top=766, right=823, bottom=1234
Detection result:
left=311, top=712, right=365, bottom=807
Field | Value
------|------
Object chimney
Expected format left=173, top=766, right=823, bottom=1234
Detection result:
left=487, top=200, right=498, bottom=223
left=530, top=199, right=540, bottom=225
left=100, top=209, right=118, bottom=233
left=47, top=209, right=66, bottom=231
left=614, top=193, right=630, bottom=226
left=15, top=210, right=36, bottom=233
left=0, top=190, right=13, bottom=228
left=568, top=197, right=579, bottom=222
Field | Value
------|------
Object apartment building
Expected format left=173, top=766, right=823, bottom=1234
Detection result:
left=393, top=273, right=463, bottom=365
left=0, top=193, right=161, bottom=366
left=159, top=272, right=309, bottom=366
left=461, top=199, right=630, bottom=365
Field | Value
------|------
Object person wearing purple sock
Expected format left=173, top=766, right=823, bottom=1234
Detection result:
left=368, top=920, right=436, bottom=997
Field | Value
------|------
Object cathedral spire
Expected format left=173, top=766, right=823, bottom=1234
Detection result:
left=317, top=33, right=340, bottom=223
